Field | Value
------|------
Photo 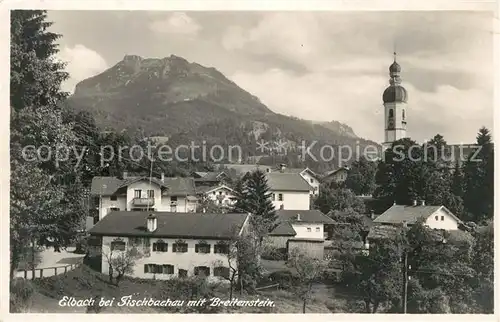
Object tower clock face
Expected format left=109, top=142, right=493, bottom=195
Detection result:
left=388, top=119, right=395, bottom=129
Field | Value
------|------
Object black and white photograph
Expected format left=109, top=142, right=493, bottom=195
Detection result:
left=4, top=0, right=497, bottom=317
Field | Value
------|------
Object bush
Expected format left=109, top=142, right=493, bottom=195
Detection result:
left=10, top=279, right=35, bottom=313
left=261, top=247, right=287, bottom=261
left=268, top=270, right=298, bottom=289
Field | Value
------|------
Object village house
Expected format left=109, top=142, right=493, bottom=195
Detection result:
left=90, top=173, right=198, bottom=225
left=265, top=172, right=312, bottom=210
left=264, top=209, right=335, bottom=259
left=88, top=211, right=251, bottom=281
left=192, top=171, right=230, bottom=187
left=322, top=166, right=350, bottom=184
left=366, top=200, right=465, bottom=248
left=272, top=164, right=321, bottom=196
left=195, top=184, right=237, bottom=208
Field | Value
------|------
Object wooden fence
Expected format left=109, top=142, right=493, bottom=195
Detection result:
left=16, top=259, right=83, bottom=280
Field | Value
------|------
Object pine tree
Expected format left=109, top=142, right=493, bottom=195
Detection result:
left=232, top=170, right=277, bottom=242
left=9, top=10, right=86, bottom=277
left=463, top=127, right=494, bottom=223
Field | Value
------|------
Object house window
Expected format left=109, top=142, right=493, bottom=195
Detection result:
left=160, top=264, right=174, bottom=274
left=278, top=193, right=283, bottom=201
left=307, top=227, right=312, bottom=232
left=435, top=215, right=439, bottom=221
left=194, top=266, right=210, bottom=277
left=271, top=193, right=275, bottom=201
left=441, top=216, right=444, bottom=221
left=110, top=195, right=117, bottom=201
left=178, top=269, right=188, bottom=278
left=134, top=190, right=141, bottom=198
left=402, top=109, right=405, bottom=120
left=195, top=242, right=211, bottom=254
left=173, top=241, right=188, bottom=253
left=144, top=264, right=156, bottom=273
left=214, top=266, right=230, bottom=279
left=110, top=240, right=126, bottom=251
left=310, top=178, right=314, bottom=183
left=219, top=191, right=223, bottom=195
left=213, top=192, right=216, bottom=195
left=152, top=241, right=168, bottom=252
left=316, top=227, right=320, bottom=232
left=170, top=205, right=177, bottom=212
left=389, top=109, right=394, bottom=118
left=171, top=196, right=178, bottom=202
left=214, top=243, right=229, bottom=254
left=109, top=207, right=120, bottom=212
left=147, top=190, right=154, bottom=198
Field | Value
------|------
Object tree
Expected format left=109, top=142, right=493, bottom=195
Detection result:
left=232, top=170, right=277, bottom=246
left=212, top=232, right=259, bottom=300
left=328, top=209, right=370, bottom=257
left=196, top=195, right=227, bottom=214
left=470, top=221, right=494, bottom=313
left=341, top=237, right=403, bottom=313
left=345, top=157, right=377, bottom=196
left=463, top=127, right=494, bottom=223
left=103, top=246, right=142, bottom=286
left=314, top=186, right=366, bottom=214
left=287, top=249, right=327, bottom=313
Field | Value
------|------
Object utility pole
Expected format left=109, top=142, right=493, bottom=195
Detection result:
left=402, top=250, right=408, bottom=313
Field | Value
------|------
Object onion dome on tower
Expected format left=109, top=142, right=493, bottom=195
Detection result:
left=383, top=52, right=408, bottom=103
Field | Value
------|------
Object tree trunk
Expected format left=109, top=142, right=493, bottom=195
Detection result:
left=229, top=279, right=234, bottom=301
left=364, top=299, right=371, bottom=313
left=302, top=299, right=306, bottom=313
left=373, top=301, right=380, bottom=313
left=108, top=265, right=113, bottom=283
left=10, top=243, right=21, bottom=280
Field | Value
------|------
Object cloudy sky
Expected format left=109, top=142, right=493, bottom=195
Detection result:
left=47, top=10, right=494, bottom=144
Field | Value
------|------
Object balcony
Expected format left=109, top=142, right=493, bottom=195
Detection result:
left=132, top=197, right=155, bottom=207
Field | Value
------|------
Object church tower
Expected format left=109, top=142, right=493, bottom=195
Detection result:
left=382, top=53, right=408, bottom=150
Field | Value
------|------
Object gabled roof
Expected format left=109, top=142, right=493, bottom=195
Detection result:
left=268, top=221, right=296, bottom=236
left=193, top=172, right=208, bottom=178
left=323, top=166, right=350, bottom=178
left=273, top=167, right=320, bottom=179
left=90, top=176, right=193, bottom=196
left=89, top=211, right=250, bottom=240
left=196, top=184, right=235, bottom=195
left=220, top=164, right=272, bottom=176
left=276, top=209, right=335, bottom=224
left=193, top=171, right=227, bottom=182
left=162, top=177, right=196, bottom=196
left=373, top=204, right=462, bottom=225
left=266, top=173, right=311, bottom=192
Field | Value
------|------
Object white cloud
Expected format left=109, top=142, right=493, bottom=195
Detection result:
left=230, top=68, right=492, bottom=144
left=223, top=12, right=493, bottom=143
left=57, top=44, right=108, bottom=93
left=149, top=12, right=201, bottom=36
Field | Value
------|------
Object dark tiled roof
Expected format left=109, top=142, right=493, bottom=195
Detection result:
left=220, top=164, right=272, bottom=176
left=90, top=177, right=126, bottom=195
left=266, top=173, right=311, bottom=192
left=273, top=167, right=320, bottom=179
left=162, top=177, right=196, bottom=196
left=323, top=166, right=350, bottom=177
left=89, top=211, right=250, bottom=239
left=373, top=205, right=447, bottom=225
left=193, top=172, right=208, bottom=178
left=91, top=176, right=195, bottom=196
left=269, top=221, right=296, bottom=236
left=195, top=184, right=234, bottom=195
left=276, top=209, right=335, bottom=224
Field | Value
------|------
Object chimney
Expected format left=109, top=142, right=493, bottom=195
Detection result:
left=161, top=172, right=165, bottom=182
left=147, top=213, right=157, bottom=232
left=370, top=211, right=375, bottom=220
left=420, top=200, right=425, bottom=206
left=266, top=168, right=271, bottom=173
left=123, top=171, right=128, bottom=179
left=296, top=213, right=301, bottom=221
left=413, top=200, right=417, bottom=206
